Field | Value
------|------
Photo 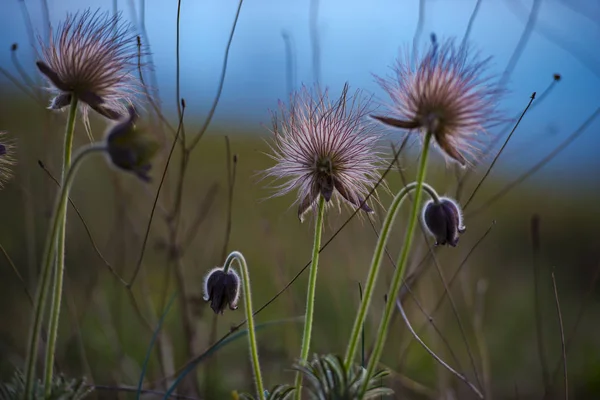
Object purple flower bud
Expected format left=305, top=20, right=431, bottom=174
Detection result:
left=422, top=197, right=466, bottom=247
left=202, top=267, right=241, bottom=314
left=106, top=106, right=158, bottom=182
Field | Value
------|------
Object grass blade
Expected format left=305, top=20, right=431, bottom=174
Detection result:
left=137, top=292, right=178, bottom=400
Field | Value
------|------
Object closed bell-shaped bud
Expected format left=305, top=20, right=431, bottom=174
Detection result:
left=202, top=267, right=241, bottom=314
left=422, top=197, right=466, bottom=247
left=106, top=105, right=159, bottom=182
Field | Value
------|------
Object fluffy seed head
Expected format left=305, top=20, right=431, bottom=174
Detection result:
left=36, top=9, right=142, bottom=121
left=263, top=83, right=385, bottom=222
left=0, top=132, right=16, bottom=189
left=373, top=38, right=501, bottom=166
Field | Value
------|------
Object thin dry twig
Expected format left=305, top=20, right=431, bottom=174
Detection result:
left=0, top=243, right=34, bottom=305
left=396, top=298, right=484, bottom=399
left=399, top=221, right=496, bottom=362
left=551, top=271, right=568, bottom=400
left=463, top=92, right=535, bottom=210
left=531, top=214, right=550, bottom=390
left=412, top=0, right=426, bottom=61
left=498, top=0, right=542, bottom=88
left=309, top=0, right=321, bottom=84
left=456, top=75, right=559, bottom=201
left=128, top=99, right=186, bottom=287
left=544, top=258, right=600, bottom=399
left=467, top=107, right=600, bottom=217
left=37, top=160, right=128, bottom=285
left=188, top=0, right=245, bottom=151
left=460, top=0, right=483, bottom=49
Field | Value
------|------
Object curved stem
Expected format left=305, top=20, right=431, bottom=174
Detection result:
left=294, top=196, right=326, bottom=400
left=24, top=143, right=104, bottom=399
left=344, top=181, right=439, bottom=367
left=396, top=297, right=484, bottom=398
left=361, top=131, right=433, bottom=395
left=223, top=251, right=265, bottom=400
left=44, top=95, right=78, bottom=396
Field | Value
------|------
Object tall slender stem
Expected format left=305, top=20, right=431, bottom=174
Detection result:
left=344, top=181, right=439, bottom=367
left=361, top=131, right=433, bottom=395
left=223, top=251, right=265, bottom=400
left=44, top=96, right=78, bottom=396
left=23, top=143, right=103, bottom=399
left=294, top=196, right=326, bottom=400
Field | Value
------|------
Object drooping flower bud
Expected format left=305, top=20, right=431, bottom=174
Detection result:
left=202, top=267, right=241, bottom=314
left=105, top=106, right=158, bottom=182
left=422, top=197, right=466, bottom=247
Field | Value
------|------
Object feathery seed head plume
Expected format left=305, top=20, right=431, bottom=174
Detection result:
left=36, top=9, right=142, bottom=122
left=372, top=38, right=502, bottom=166
left=263, top=83, right=386, bottom=222
left=0, top=132, right=16, bottom=189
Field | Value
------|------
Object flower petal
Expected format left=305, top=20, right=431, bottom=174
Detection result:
left=334, top=178, right=373, bottom=213
left=36, top=61, right=69, bottom=91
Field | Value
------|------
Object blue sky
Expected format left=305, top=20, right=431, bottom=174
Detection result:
left=1, top=0, right=599, bottom=180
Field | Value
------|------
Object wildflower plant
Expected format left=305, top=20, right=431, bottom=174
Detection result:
left=22, top=8, right=145, bottom=398
left=263, top=83, right=385, bottom=399
left=343, top=37, right=502, bottom=396
left=23, top=106, right=157, bottom=398
left=202, top=251, right=266, bottom=400
left=292, top=354, right=393, bottom=400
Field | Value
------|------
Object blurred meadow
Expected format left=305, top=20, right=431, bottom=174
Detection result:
left=1, top=0, right=600, bottom=399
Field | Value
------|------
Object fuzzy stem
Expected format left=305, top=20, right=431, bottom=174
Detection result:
left=43, top=95, right=78, bottom=396
left=294, top=196, right=326, bottom=400
left=360, top=131, right=433, bottom=395
left=23, top=143, right=104, bottom=400
left=223, top=251, right=265, bottom=400
left=344, top=181, right=439, bottom=368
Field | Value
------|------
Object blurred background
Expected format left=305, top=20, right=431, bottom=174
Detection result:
left=1, top=0, right=600, bottom=399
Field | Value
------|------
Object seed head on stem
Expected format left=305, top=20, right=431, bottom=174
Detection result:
left=373, top=38, right=502, bottom=166
left=263, top=83, right=386, bottom=222
left=36, top=9, right=143, bottom=123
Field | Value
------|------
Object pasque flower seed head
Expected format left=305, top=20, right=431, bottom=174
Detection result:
left=37, top=9, right=142, bottom=123
left=263, top=83, right=385, bottom=222
left=372, top=38, right=502, bottom=166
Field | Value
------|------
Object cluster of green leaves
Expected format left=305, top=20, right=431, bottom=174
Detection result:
left=235, top=354, right=392, bottom=400
left=0, top=370, right=93, bottom=400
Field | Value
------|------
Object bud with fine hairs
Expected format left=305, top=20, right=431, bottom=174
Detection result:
left=202, top=267, right=241, bottom=315
left=422, top=197, right=466, bottom=247
left=105, top=106, right=158, bottom=182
